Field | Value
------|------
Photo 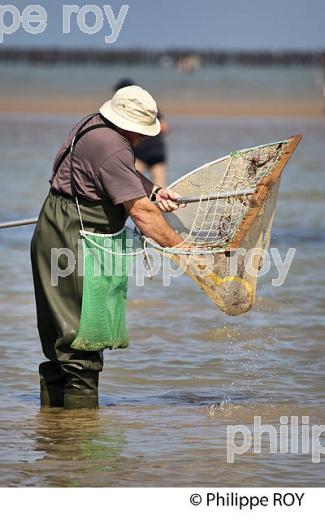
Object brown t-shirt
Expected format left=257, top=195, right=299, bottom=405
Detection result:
left=50, top=114, right=154, bottom=203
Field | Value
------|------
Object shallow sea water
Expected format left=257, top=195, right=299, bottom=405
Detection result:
left=0, top=110, right=324, bottom=486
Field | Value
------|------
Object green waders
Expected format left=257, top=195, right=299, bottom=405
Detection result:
left=32, top=114, right=134, bottom=409
left=31, top=190, right=128, bottom=409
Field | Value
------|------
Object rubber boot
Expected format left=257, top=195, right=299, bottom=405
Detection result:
left=40, top=382, right=65, bottom=407
left=64, top=393, right=99, bottom=410
left=39, top=361, right=66, bottom=408
left=64, top=370, right=99, bottom=410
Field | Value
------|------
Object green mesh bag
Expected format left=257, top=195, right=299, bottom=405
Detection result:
left=72, top=228, right=131, bottom=352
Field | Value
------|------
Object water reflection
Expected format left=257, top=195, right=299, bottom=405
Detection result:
left=30, top=409, right=127, bottom=486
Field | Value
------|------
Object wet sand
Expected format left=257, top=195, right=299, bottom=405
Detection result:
left=0, top=94, right=323, bottom=118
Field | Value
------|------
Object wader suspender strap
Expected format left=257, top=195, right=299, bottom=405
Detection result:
left=69, top=114, right=115, bottom=230
left=52, top=113, right=116, bottom=229
left=53, top=113, right=97, bottom=176
left=53, top=112, right=115, bottom=179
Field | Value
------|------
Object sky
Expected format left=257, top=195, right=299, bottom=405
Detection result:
left=1, top=0, right=325, bottom=50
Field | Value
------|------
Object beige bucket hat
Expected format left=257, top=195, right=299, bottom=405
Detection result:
left=99, top=85, right=161, bottom=137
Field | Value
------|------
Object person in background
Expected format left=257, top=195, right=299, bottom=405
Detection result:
left=113, top=79, right=170, bottom=186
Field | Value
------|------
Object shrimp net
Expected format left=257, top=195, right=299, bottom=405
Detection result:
left=146, top=139, right=294, bottom=254
left=144, top=136, right=301, bottom=315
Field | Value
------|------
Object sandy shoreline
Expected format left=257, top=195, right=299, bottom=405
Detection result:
left=0, top=94, right=324, bottom=118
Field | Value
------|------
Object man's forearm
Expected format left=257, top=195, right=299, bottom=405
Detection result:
left=124, top=197, right=182, bottom=248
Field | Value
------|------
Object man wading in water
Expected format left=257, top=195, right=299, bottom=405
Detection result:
left=31, top=86, right=183, bottom=410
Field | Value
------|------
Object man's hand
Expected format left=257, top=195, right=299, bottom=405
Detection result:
left=156, top=188, right=185, bottom=212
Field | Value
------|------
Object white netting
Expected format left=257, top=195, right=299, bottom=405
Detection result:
left=147, top=140, right=289, bottom=254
